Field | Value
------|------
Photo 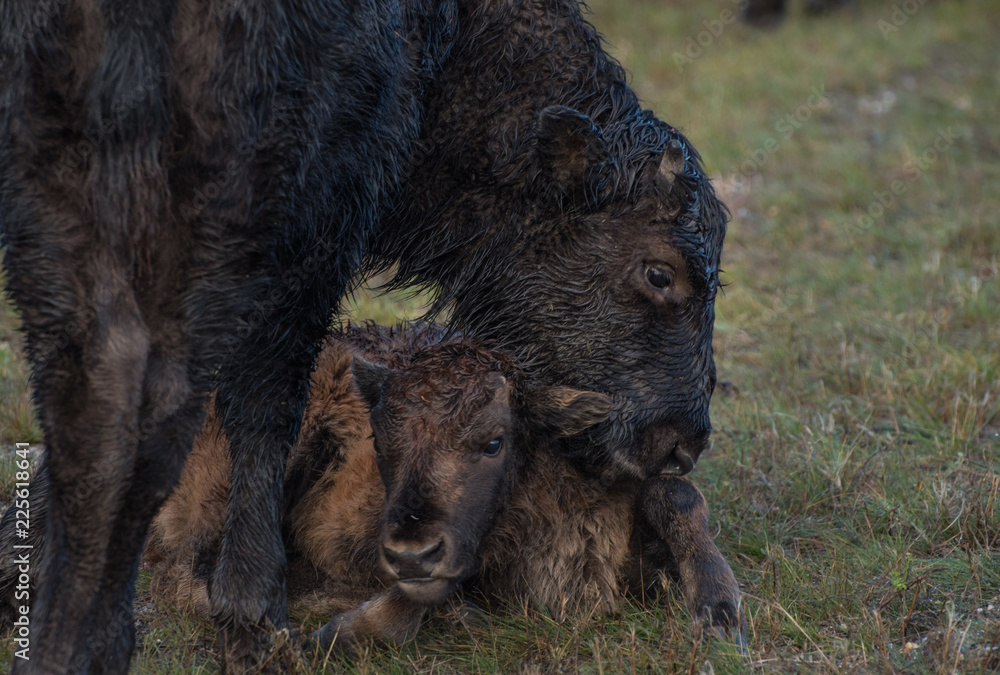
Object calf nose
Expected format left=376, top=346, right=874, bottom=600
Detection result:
left=382, top=538, right=445, bottom=579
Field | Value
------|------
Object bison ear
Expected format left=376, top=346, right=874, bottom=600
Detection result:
left=534, top=106, right=610, bottom=207
left=525, top=386, right=613, bottom=438
left=352, top=356, right=393, bottom=410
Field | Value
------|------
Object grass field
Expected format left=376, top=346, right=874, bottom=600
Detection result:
left=2, top=0, right=999, bottom=672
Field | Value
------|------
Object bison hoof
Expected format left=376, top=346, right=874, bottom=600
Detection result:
left=220, top=623, right=300, bottom=674
left=694, top=599, right=747, bottom=654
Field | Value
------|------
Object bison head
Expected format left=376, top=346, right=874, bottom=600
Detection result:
left=500, top=106, right=727, bottom=483
left=399, top=104, right=727, bottom=483
left=352, top=345, right=611, bottom=605
left=378, top=58, right=727, bottom=483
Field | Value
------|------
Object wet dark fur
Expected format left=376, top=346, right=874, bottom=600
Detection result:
left=1, top=0, right=732, bottom=669
left=371, top=1, right=728, bottom=482
left=1, top=0, right=456, bottom=669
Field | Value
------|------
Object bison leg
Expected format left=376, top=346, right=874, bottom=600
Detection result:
left=9, top=288, right=153, bottom=673
left=8, top=336, right=206, bottom=674
left=210, top=303, right=334, bottom=670
left=637, top=477, right=745, bottom=648
left=83, top=356, right=208, bottom=674
left=313, top=585, right=428, bottom=655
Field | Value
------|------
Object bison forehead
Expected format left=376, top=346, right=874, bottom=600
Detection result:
left=386, top=343, right=517, bottom=409
left=387, top=382, right=512, bottom=438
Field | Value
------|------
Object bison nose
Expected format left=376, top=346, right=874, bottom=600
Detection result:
left=382, top=538, right=445, bottom=579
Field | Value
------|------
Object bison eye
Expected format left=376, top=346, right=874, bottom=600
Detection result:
left=645, top=265, right=673, bottom=290
left=483, top=436, right=504, bottom=457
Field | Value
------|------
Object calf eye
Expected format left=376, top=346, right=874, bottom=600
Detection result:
left=645, top=265, right=673, bottom=290
left=484, top=436, right=503, bottom=457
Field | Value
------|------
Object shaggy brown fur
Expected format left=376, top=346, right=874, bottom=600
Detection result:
left=142, top=401, right=229, bottom=618
left=477, top=457, right=636, bottom=620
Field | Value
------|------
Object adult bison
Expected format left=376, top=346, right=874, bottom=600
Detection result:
left=0, top=0, right=734, bottom=671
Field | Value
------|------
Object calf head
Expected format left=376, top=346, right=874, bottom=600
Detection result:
left=352, top=342, right=611, bottom=605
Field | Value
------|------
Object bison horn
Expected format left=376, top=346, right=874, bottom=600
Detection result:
left=658, top=139, right=685, bottom=184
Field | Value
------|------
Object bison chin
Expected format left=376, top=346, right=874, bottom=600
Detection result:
left=378, top=532, right=469, bottom=605
left=396, top=577, right=460, bottom=605
left=585, top=409, right=711, bottom=481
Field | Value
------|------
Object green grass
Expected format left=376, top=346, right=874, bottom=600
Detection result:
left=2, top=0, right=999, bottom=671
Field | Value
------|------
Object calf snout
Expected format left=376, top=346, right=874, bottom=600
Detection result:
left=380, top=529, right=460, bottom=604
left=382, top=537, right=445, bottom=579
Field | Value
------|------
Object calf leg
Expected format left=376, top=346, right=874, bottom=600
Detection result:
left=637, top=477, right=744, bottom=647
left=313, top=585, right=428, bottom=655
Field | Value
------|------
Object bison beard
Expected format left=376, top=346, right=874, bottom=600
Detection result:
left=0, top=0, right=736, bottom=670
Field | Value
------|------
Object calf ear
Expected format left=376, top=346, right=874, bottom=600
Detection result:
left=352, top=356, right=393, bottom=410
left=525, top=386, right=613, bottom=438
left=534, top=106, right=610, bottom=208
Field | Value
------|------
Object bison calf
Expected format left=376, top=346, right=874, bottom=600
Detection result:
left=315, top=325, right=743, bottom=650
left=146, top=322, right=621, bottom=640
left=142, top=322, right=740, bottom=650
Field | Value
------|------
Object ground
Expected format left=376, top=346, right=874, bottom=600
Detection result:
left=1, top=0, right=998, bottom=672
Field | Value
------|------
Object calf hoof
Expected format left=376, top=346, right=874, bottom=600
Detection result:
left=314, top=609, right=366, bottom=655
left=694, top=598, right=747, bottom=654
left=682, top=554, right=746, bottom=652
left=312, top=588, right=428, bottom=657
